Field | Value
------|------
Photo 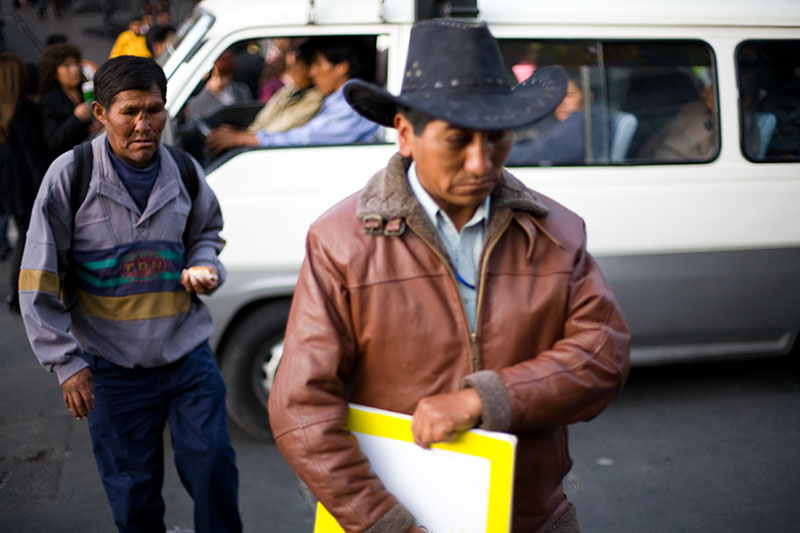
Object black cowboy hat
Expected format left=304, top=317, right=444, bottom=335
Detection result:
left=343, top=19, right=568, bottom=131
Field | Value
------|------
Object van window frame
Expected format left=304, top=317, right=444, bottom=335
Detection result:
left=735, top=39, right=800, bottom=164
left=497, top=37, right=720, bottom=168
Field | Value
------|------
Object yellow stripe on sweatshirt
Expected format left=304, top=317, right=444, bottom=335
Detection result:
left=18, top=269, right=60, bottom=295
left=77, top=290, right=191, bottom=320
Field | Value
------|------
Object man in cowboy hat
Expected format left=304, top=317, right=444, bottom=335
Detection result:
left=268, top=19, right=630, bottom=533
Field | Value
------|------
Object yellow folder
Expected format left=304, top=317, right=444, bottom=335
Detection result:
left=314, top=403, right=517, bottom=532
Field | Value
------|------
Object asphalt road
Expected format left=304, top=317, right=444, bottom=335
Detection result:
left=0, top=255, right=316, bottom=532
left=2, top=246, right=799, bottom=531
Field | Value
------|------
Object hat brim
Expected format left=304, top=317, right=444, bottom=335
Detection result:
left=344, top=65, right=568, bottom=131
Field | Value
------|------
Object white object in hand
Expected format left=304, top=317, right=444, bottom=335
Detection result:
left=187, top=266, right=218, bottom=284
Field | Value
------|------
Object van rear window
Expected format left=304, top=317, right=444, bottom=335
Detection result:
left=736, top=40, right=800, bottom=163
left=497, top=39, right=718, bottom=167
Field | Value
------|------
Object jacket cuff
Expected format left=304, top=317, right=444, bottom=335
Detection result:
left=364, top=503, right=416, bottom=533
left=462, top=370, right=511, bottom=432
left=53, top=356, right=89, bottom=385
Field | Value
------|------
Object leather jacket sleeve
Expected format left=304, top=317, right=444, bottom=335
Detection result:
left=268, top=227, right=414, bottom=532
left=491, top=223, right=631, bottom=431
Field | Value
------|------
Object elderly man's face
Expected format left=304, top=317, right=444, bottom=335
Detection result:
left=396, top=114, right=512, bottom=230
left=92, top=84, right=166, bottom=167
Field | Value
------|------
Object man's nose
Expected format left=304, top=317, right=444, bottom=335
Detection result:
left=133, top=113, right=152, bottom=132
left=464, top=134, right=492, bottom=176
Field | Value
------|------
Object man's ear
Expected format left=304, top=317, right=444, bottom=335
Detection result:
left=394, top=113, right=414, bottom=158
left=91, top=101, right=106, bottom=125
left=334, top=60, right=350, bottom=80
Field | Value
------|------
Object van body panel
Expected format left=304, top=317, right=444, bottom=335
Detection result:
left=163, top=0, right=800, bottom=438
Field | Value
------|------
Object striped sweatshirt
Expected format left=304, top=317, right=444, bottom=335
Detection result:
left=19, top=134, right=226, bottom=384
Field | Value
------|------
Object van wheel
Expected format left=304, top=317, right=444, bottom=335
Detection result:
left=219, top=299, right=291, bottom=441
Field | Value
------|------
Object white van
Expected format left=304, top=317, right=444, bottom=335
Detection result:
left=158, top=0, right=800, bottom=439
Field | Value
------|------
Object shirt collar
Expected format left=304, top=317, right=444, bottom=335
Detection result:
left=322, top=85, right=345, bottom=107
left=407, top=161, right=490, bottom=230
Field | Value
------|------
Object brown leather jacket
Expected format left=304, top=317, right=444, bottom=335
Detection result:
left=269, top=154, right=630, bottom=532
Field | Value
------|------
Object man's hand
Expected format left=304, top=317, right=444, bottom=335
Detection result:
left=205, top=125, right=258, bottom=155
left=181, top=266, right=219, bottom=294
left=73, top=102, right=92, bottom=122
left=62, top=368, right=94, bottom=419
left=410, top=388, right=483, bottom=448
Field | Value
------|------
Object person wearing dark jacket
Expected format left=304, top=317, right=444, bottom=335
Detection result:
left=37, top=42, right=100, bottom=163
left=0, top=53, right=48, bottom=311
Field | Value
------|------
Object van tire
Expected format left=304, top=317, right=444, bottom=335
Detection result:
left=219, top=299, right=292, bottom=441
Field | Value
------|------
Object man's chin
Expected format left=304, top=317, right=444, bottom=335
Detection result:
left=127, top=144, right=159, bottom=166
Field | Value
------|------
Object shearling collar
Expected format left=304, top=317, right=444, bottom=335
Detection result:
left=355, top=152, right=549, bottom=261
left=357, top=151, right=547, bottom=219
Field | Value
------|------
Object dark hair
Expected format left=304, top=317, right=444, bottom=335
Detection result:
left=307, top=36, right=375, bottom=81
left=37, top=41, right=82, bottom=92
left=93, top=55, right=167, bottom=107
left=398, top=105, right=434, bottom=136
left=45, top=33, right=69, bottom=46
left=295, top=39, right=316, bottom=66
left=0, top=53, right=26, bottom=142
left=146, top=24, right=175, bottom=53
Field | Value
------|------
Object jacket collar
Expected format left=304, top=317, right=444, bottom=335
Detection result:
left=356, top=152, right=549, bottom=260
left=93, top=133, right=181, bottom=223
left=356, top=152, right=548, bottom=222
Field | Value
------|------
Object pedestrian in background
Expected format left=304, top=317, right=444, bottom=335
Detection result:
left=0, top=52, right=48, bottom=312
left=146, top=23, right=176, bottom=58
left=45, top=33, right=100, bottom=81
left=37, top=41, right=100, bottom=163
left=18, top=56, right=242, bottom=533
left=108, top=18, right=152, bottom=58
left=269, top=19, right=630, bottom=532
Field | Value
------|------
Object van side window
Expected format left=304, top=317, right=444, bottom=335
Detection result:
left=178, top=34, right=388, bottom=167
left=736, top=40, right=800, bottom=162
left=498, top=39, right=718, bottom=166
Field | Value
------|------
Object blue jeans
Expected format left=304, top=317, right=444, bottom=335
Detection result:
left=82, top=342, right=242, bottom=533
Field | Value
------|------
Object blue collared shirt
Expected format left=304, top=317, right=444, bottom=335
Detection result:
left=254, top=86, right=381, bottom=147
left=407, top=162, right=489, bottom=331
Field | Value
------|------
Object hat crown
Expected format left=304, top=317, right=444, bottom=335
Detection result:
left=401, top=19, right=511, bottom=95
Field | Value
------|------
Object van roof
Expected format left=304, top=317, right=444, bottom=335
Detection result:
left=197, top=0, right=800, bottom=28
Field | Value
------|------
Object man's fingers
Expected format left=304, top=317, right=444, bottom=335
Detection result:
left=180, top=269, right=193, bottom=292
left=411, top=411, right=451, bottom=448
left=65, top=391, right=88, bottom=419
left=79, top=387, right=95, bottom=414
left=411, top=389, right=483, bottom=448
left=61, top=368, right=94, bottom=419
left=63, top=391, right=78, bottom=417
left=181, top=267, right=219, bottom=294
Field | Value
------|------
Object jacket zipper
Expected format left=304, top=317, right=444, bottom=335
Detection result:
left=473, top=216, right=513, bottom=371
left=407, top=215, right=514, bottom=373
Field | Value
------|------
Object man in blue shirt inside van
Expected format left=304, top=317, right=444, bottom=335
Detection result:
left=206, top=36, right=380, bottom=154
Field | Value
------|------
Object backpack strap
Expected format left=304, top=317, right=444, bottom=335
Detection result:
left=65, top=142, right=94, bottom=307
left=71, top=142, right=94, bottom=226
left=165, top=145, right=200, bottom=254
left=166, top=145, right=199, bottom=201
